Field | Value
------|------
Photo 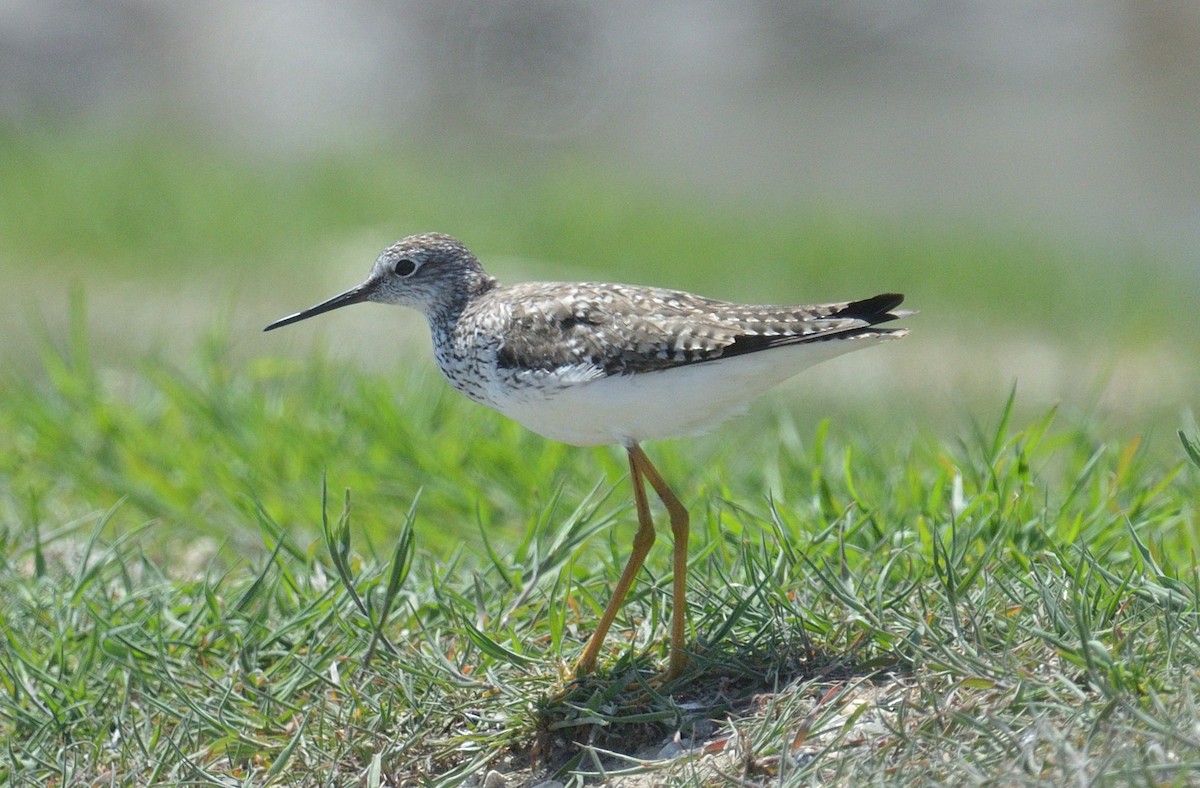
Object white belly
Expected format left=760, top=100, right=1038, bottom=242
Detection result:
left=489, top=336, right=893, bottom=447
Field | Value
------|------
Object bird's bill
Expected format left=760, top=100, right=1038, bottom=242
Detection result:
left=263, top=281, right=375, bottom=331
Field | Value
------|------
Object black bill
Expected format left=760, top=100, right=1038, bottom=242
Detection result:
left=264, top=281, right=376, bottom=332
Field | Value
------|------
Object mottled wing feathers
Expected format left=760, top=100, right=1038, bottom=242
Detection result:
left=717, top=292, right=907, bottom=359
left=482, top=283, right=908, bottom=376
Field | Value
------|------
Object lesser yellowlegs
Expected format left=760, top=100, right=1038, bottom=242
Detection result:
left=265, top=233, right=911, bottom=679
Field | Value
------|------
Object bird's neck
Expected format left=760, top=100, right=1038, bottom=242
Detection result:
left=426, top=269, right=498, bottom=331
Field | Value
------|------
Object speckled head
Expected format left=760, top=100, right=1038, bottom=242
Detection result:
left=264, top=233, right=495, bottom=331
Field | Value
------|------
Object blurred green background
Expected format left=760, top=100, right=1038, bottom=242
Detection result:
left=2, top=3, right=1198, bottom=551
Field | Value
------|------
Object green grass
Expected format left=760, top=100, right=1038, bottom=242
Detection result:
left=2, top=324, right=1199, bottom=785
left=3, top=132, right=1200, bottom=783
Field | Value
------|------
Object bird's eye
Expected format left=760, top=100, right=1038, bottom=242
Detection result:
left=395, top=258, right=417, bottom=277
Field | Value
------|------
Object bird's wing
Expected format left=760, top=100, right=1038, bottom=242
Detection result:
left=483, top=283, right=908, bottom=376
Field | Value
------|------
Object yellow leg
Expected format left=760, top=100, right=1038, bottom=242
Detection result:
left=574, top=446, right=656, bottom=676
left=629, top=445, right=691, bottom=680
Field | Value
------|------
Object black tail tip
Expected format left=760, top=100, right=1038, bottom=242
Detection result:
left=844, top=292, right=905, bottom=320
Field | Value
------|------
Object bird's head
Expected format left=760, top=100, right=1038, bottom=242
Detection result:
left=264, top=233, right=494, bottom=331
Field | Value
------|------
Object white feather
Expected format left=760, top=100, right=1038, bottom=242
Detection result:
left=491, top=332, right=905, bottom=446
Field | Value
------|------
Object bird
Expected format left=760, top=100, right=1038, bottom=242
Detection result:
left=265, top=232, right=910, bottom=680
